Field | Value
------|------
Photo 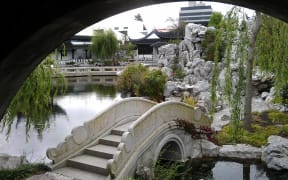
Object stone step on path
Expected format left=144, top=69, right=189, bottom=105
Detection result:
left=53, top=121, right=134, bottom=180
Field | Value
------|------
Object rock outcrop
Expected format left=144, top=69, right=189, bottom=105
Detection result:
left=262, top=135, right=288, bottom=171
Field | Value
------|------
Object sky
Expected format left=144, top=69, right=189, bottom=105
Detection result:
left=76, top=1, right=253, bottom=37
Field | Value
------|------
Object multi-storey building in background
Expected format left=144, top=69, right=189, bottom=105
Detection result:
left=179, top=1, right=212, bottom=26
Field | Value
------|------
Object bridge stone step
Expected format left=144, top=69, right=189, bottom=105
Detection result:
left=54, top=167, right=108, bottom=180
left=85, top=144, right=117, bottom=159
left=99, top=134, right=122, bottom=147
left=111, top=121, right=134, bottom=135
left=67, top=154, right=109, bottom=176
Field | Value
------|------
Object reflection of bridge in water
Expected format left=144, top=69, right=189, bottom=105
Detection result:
left=56, top=66, right=125, bottom=77
left=65, top=76, right=118, bottom=86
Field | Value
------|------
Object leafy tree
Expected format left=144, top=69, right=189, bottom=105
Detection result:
left=1, top=53, right=66, bottom=138
left=90, top=29, right=119, bottom=64
left=208, top=12, right=223, bottom=29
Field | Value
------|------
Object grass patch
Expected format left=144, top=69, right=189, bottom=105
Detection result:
left=268, top=111, right=288, bottom=124
left=0, top=163, right=50, bottom=180
left=216, top=123, right=282, bottom=147
left=216, top=110, right=288, bottom=147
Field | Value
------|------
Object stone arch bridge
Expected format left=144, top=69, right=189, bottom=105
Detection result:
left=47, top=97, right=212, bottom=179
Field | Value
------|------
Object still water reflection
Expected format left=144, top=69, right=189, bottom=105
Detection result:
left=0, top=76, right=121, bottom=163
left=169, top=158, right=288, bottom=180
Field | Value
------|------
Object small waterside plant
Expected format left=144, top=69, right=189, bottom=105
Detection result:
left=174, top=118, right=216, bottom=143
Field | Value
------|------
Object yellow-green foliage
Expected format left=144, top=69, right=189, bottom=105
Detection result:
left=141, top=69, right=167, bottom=102
left=116, top=64, right=167, bottom=102
left=183, top=96, right=198, bottom=107
left=90, top=29, right=119, bottom=60
left=268, top=111, right=288, bottom=124
left=282, top=124, right=288, bottom=133
left=116, top=64, right=147, bottom=95
left=216, top=123, right=282, bottom=147
left=1, top=54, right=66, bottom=138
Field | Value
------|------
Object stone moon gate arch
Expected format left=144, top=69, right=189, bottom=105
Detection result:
left=0, top=0, right=287, bottom=120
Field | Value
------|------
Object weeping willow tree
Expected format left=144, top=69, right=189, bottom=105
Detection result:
left=255, top=15, right=288, bottom=106
left=211, top=7, right=250, bottom=140
left=243, top=11, right=262, bottom=130
left=90, top=29, right=119, bottom=65
left=1, top=53, right=66, bottom=139
left=212, top=7, right=288, bottom=136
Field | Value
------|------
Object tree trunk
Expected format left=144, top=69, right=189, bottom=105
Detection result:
left=244, top=11, right=262, bottom=130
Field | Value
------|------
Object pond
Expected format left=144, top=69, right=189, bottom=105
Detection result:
left=0, top=76, right=121, bottom=163
left=155, top=158, right=288, bottom=180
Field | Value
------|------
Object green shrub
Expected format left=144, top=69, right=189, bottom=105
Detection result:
left=0, top=164, right=50, bottom=180
left=116, top=64, right=147, bottom=96
left=140, top=69, right=167, bottom=102
left=171, top=64, right=185, bottom=79
left=154, top=162, right=182, bottom=180
left=116, top=64, right=167, bottom=101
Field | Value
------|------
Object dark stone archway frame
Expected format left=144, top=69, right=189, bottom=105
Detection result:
left=0, top=0, right=287, bottom=119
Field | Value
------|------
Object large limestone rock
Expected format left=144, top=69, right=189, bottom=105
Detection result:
left=163, top=80, right=177, bottom=97
left=0, top=153, right=28, bottom=170
left=183, top=58, right=215, bottom=85
left=189, top=139, right=219, bottom=158
left=158, top=44, right=178, bottom=67
left=252, top=98, right=273, bottom=112
left=219, top=144, right=262, bottom=159
left=211, top=108, right=231, bottom=131
left=179, top=23, right=207, bottom=62
left=191, top=80, right=210, bottom=96
left=262, top=135, right=288, bottom=171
